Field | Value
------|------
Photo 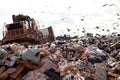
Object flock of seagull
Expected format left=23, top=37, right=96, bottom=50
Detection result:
left=39, top=3, right=120, bottom=35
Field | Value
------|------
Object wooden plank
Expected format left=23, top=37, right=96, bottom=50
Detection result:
left=9, top=64, right=25, bottom=79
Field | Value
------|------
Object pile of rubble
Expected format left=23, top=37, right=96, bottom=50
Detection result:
left=0, top=34, right=120, bottom=80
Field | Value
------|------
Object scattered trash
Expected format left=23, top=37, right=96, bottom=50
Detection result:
left=0, top=33, right=120, bottom=80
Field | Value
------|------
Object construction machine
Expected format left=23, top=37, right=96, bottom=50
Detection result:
left=2, top=14, right=42, bottom=44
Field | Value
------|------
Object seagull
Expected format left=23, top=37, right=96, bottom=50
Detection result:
left=107, top=29, right=110, bottom=32
left=110, top=4, right=116, bottom=7
left=80, top=16, right=85, bottom=21
left=61, top=17, right=65, bottom=21
left=117, top=13, right=120, bottom=16
left=81, top=19, right=84, bottom=21
left=77, top=29, right=79, bottom=31
left=102, top=29, right=104, bottom=31
left=113, top=22, right=119, bottom=27
left=113, top=27, right=116, bottom=30
left=96, top=33, right=100, bottom=36
left=96, top=26, right=99, bottom=29
left=67, top=6, right=71, bottom=10
left=41, top=12, right=45, bottom=13
left=67, top=28, right=70, bottom=32
left=103, top=4, right=117, bottom=7
left=82, top=31, right=85, bottom=33
left=103, top=4, right=108, bottom=7
left=82, top=27, right=86, bottom=33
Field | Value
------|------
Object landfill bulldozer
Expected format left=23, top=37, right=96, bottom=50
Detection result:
left=2, top=14, right=42, bottom=44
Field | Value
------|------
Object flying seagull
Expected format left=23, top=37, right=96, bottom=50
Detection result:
left=77, top=29, right=79, bottom=31
left=96, top=26, right=99, bottom=29
left=107, top=29, right=110, bottom=32
left=113, top=22, right=119, bottom=27
left=41, top=12, right=45, bottom=13
left=103, top=4, right=108, bottom=7
left=81, top=19, right=84, bottom=21
left=96, top=33, right=100, bottom=36
left=61, top=17, right=65, bottom=21
left=82, top=27, right=86, bottom=33
left=103, top=4, right=117, bottom=7
left=83, top=27, right=85, bottom=31
left=113, top=27, right=116, bottom=30
left=117, top=13, right=120, bottom=16
left=73, top=32, right=76, bottom=34
left=109, top=4, right=116, bottom=7
left=82, top=31, right=85, bottom=33
left=68, top=6, right=71, bottom=9
left=67, top=28, right=70, bottom=32
left=102, top=29, right=104, bottom=31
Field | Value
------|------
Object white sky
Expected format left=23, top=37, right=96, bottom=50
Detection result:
left=0, top=0, right=120, bottom=39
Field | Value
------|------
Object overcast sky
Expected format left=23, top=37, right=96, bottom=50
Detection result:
left=0, top=0, right=120, bottom=39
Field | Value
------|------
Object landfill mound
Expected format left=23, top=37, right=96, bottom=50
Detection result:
left=0, top=34, right=120, bottom=80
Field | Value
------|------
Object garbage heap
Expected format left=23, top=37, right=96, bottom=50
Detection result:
left=0, top=34, right=120, bottom=80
